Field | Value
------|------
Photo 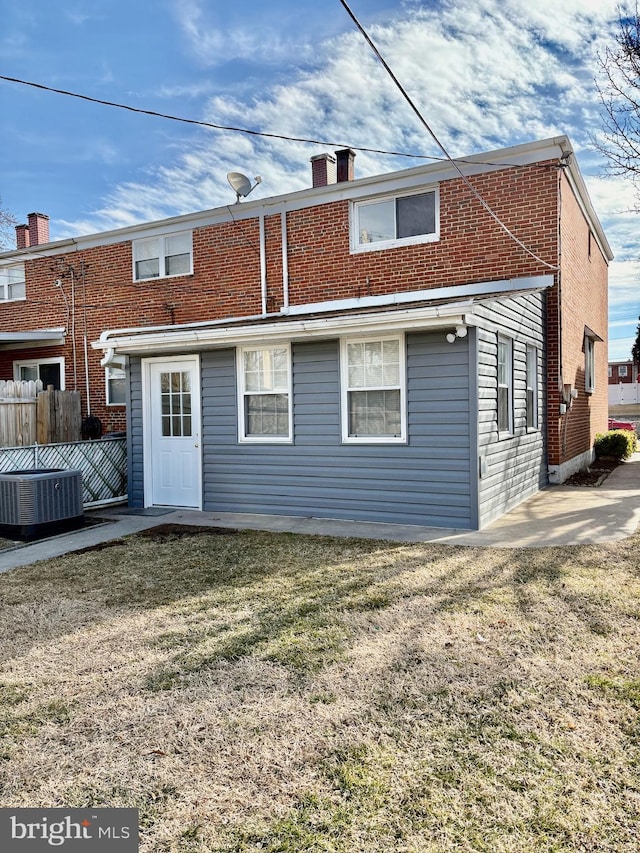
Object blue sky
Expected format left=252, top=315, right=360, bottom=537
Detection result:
left=0, top=0, right=638, bottom=360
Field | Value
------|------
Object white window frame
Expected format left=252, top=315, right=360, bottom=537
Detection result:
left=13, top=357, right=65, bottom=389
left=0, top=263, right=26, bottom=301
left=106, top=361, right=127, bottom=406
left=619, top=364, right=628, bottom=378
left=526, top=345, right=539, bottom=431
left=497, top=336, right=513, bottom=437
left=237, top=344, right=293, bottom=443
left=584, top=336, right=596, bottom=394
left=132, top=230, right=193, bottom=281
left=351, top=187, right=439, bottom=253
left=340, top=335, right=407, bottom=444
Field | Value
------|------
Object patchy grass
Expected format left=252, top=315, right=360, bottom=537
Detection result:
left=0, top=526, right=639, bottom=851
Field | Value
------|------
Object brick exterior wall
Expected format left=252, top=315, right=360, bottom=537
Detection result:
left=0, top=156, right=608, bottom=459
left=546, top=170, right=609, bottom=467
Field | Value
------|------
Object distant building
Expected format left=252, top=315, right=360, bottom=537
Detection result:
left=608, top=360, right=639, bottom=406
left=608, top=360, right=637, bottom=385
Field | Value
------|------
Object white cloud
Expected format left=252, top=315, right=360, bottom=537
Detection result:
left=59, top=0, right=638, bottom=297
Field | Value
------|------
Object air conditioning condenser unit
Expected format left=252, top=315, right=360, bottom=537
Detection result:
left=0, top=468, right=84, bottom=539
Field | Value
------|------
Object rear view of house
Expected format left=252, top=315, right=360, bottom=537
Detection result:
left=0, top=136, right=611, bottom=529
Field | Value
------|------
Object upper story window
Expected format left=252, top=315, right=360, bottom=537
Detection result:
left=341, top=336, right=406, bottom=443
left=352, top=188, right=438, bottom=252
left=238, top=345, right=292, bottom=442
left=133, top=231, right=192, bottom=281
left=0, top=263, right=26, bottom=301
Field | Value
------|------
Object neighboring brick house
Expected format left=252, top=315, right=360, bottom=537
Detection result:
left=0, top=136, right=611, bottom=529
left=608, top=359, right=640, bottom=407
left=608, top=360, right=637, bottom=384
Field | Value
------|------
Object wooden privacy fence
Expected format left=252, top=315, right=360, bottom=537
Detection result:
left=0, top=381, right=81, bottom=446
left=0, top=436, right=127, bottom=507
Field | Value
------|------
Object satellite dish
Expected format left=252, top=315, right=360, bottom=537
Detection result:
left=227, top=171, right=262, bottom=202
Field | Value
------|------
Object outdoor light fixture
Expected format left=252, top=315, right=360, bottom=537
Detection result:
left=446, top=325, right=468, bottom=344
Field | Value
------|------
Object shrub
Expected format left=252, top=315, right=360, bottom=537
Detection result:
left=594, top=429, right=637, bottom=460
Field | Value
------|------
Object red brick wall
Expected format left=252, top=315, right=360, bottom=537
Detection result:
left=546, top=170, right=609, bottom=467
left=1, top=158, right=595, bottom=441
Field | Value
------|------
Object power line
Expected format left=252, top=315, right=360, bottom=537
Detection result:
left=338, top=0, right=558, bottom=271
left=0, top=73, right=552, bottom=171
left=0, top=73, right=435, bottom=161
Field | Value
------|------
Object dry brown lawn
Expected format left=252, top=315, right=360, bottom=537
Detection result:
left=0, top=524, right=639, bottom=852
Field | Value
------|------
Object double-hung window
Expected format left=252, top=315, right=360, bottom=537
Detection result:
left=497, top=336, right=513, bottom=436
left=238, top=345, right=292, bottom=442
left=341, top=336, right=405, bottom=442
left=0, top=263, right=25, bottom=301
left=106, top=364, right=127, bottom=406
left=133, top=231, right=192, bottom=280
left=526, top=346, right=539, bottom=430
left=352, top=188, right=438, bottom=251
left=584, top=335, right=596, bottom=394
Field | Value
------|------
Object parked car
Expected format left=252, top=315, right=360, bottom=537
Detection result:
left=608, top=418, right=637, bottom=431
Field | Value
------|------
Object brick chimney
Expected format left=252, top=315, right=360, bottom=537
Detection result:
left=27, top=212, right=50, bottom=246
left=311, top=153, right=337, bottom=188
left=336, top=148, right=356, bottom=183
left=15, top=224, right=30, bottom=249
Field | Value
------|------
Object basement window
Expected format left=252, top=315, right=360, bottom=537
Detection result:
left=352, top=188, right=438, bottom=252
left=133, top=231, right=192, bottom=281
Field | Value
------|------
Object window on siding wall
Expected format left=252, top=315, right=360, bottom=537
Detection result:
left=132, top=231, right=192, bottom=280
left=106, top=364, right=127, bottom=405
left=526, top=346, right=539, bottom=430
left=341, top=336, right=406, bottom=442
left=238, top=345, right=292, bottom=442
left=497, top=336, right=513, bottom=435
left=352, top=189, right=438, bottom=251
left=0, top=263, right=25, bottom=300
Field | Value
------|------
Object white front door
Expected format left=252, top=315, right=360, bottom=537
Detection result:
left=144, top=356, right=202, bottom=508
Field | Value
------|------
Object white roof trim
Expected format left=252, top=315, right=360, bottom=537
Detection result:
left=283, top=275, right=554, bottom=317
left=94, top=303, right=478, bottom=356
left=0, top=328, right=66, bottom=348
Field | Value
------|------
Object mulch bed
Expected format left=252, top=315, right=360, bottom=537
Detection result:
left=563, top=457, right=622, bottom=487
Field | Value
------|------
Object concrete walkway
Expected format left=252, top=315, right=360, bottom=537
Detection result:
left=1, top=454, right=640, bottom=571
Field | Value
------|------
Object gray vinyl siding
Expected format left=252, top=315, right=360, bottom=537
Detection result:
left=475, top=292, right=547, bottom=527
left=202, top=332, right=474, bottom=528
left=127, top=295, right=545, bottom=528
left=127, top=357, right=144, bottom=508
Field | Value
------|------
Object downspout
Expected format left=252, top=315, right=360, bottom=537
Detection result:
left=259, top=213, right=267, bottom=315
left=557, top=160, right=566, bottom=459
left=281, top=207, right=289, bottom=311
left=69, top=266, right=78, bottom=391
left=81, top=260, right=91, bottom=417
